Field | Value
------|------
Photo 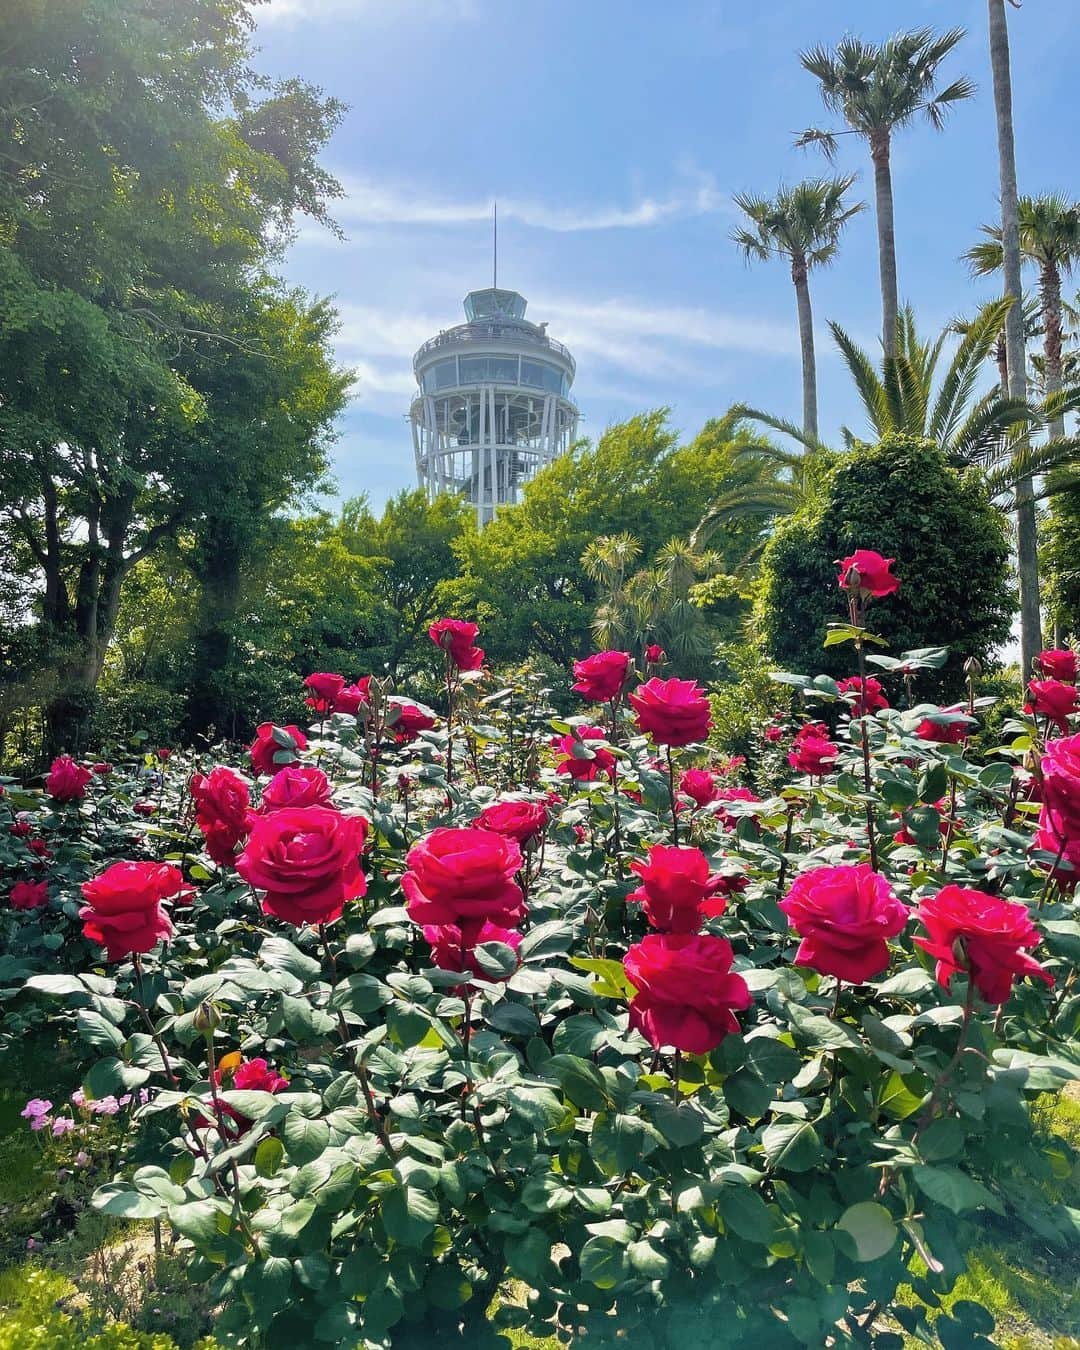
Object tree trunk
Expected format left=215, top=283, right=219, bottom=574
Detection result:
left=870, top=128, right=899, bottom=359
left=184, top=518, right=244, bottom=740
left=1040, top=259, right=1065, bottom=441
left=988, top=0, right=1041, bottom=676
left=792, top=255, right=818, bottom=442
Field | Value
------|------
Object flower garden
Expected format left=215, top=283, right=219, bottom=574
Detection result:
left=2, top=553, right=1079, bottom=1348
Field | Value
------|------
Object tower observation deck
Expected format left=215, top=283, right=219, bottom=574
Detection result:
left=409, top=288, right=579, bottom=526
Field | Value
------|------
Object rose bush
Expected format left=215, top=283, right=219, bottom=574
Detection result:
left=2, top=605, right=1079, bottom=1349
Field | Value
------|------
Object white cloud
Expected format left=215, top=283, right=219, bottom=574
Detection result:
left=319, top=171, right=726, bottom=236
left=258, top=0, right=477, bottom=27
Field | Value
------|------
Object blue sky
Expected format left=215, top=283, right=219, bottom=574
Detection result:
left=251, top=0, right=1077, bottom=510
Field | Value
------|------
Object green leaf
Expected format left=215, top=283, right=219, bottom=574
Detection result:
left=836, top=1201, right=896, bottom=1262
left=719, top=1186, right=777, bottom=1244
left=918, top=762, right=949, bottom=803
left=425, top=1263, right=472, bottom=1311
left=260, top=935, right=321, bottom=982
left=545, top=1054, right=609, bottom=1110
left=470, top=941, right=519, bottom=980
left=255, top=1136, right=285, bottom=1178
left=628, top=1239, right=671, bottom=1279
left=911, top=1166, right=1003, bottom=1215
left=84, top=1057, right=150, bottom=1099
left=569, top=957, right=635, bottom=999
left=381, top=1186, right=439, bottom=1246
left=76, top=1009, right=125, bottom=1053
left=760, top=1119, right=822, bottom=1172
left=978, top=762, right=1014, bottom=791
left=579, top=1235, right=628, bottom=1289
left=505, top=1229, right=554, bottom=1282
left=283, top=1111, right=330, bottom=1165
left=92, top=1183, right=163, bottom=1220
left=744, top=1033, right=801, bottom=1084
left=327, top=972, right=390, bottom=1015
left=591, top=1112, right=665, bottom=1174
left=878, top=1071, right=927, bottom=1121
left=281, top=993, right=336, bottom=1041
left=920, top=1118, right=965, bottom=1162
left=24, top=974, right=86, bottom=997
left=518, top=920, right=574, bottom=961
left=486, top=1000, right=540, bottom=1037
left=785, top=1003, right=861, bottom=1050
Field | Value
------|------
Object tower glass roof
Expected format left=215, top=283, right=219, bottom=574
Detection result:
left=463, top=288, right=527, bottom=321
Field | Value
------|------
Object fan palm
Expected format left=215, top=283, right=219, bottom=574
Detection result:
left=965, top=194, right=1080, bottom=440
left=730, top=302, right=1080, bottom=511
left=796, top=28, right=974, bottom=357
left=732, top=176, right=864, bottom=440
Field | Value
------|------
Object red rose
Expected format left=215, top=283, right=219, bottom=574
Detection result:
left=628, top=844, right=729, bottom=932
left=261, top=765, right=333, bottom=813
left=837, top=549, right=899, bottom=598
left=837, top=675, right=889, bottom=717
left=10, top=880, right=49, bottom=911
left=1038, top=649, right=1077, bottom=683
left=27, top=838, right=51, bottom=859
left=915, top=885, right=1053, bottom=1004
left=628, top=677, right=712, bottom=748
left=1034, top=816, right=1080, bottom=890
left=679, top=769, right=719, bottom=809
left=421, top=919, right=522, bottom=982
left=1038, top=732, right=1080, bottom=842
left=1027, top=678, right=1078, bottom=734
left=199, top=1057, right=288, bottom=1138
left=402, top=827, right=525, bottom=928
left=249, top=723, right=308, bottom=777
left=92, top=763, right=113, bottom=775
left=236, top=807, right=367, bottom=927
left=388, top=699, right=437, bottom=743
left=552, top=726, right=616, bottom=781
left=764, top=724, right=785, bottom=743
left=46, top=756, right=92, bottom=803
left=645, top=644, right=666, bottom=664
left=190, top=767, right=251, bottom=866
left=916, top=708, right=974, bottom=744
left=133, top=801, right=156, bottom=817
left=10, top=821, right=31, bottom=838
left=304, top=672, right=345, bottom=714
left=157, top=748, right=171, bottom=762
left=623, top=932, right=751, bottom=1053
left=429, top=618, right=484, bottom=672
left=572, top=650, right=632, bottom=702
left=779, top=863, right=908, bottom=984
left=334, top=678, right=371, bottom=716
left=474, top=799, right=548, bottom=847
left=711, top=786, right=761, bottom=829
left=788, top=723, right=839, bottom=776
left=79, top=861, right=187, bottom=961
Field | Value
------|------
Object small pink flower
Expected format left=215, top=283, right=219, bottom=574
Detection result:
left=20, top=1098, right=52, bottom=1120
left=52, top=1116, right=75, bottom=1137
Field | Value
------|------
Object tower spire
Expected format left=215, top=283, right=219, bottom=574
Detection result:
left=493, top=200, right=497, bottom=289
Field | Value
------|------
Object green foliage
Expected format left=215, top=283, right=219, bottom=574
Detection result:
left=453, top=410, right=779, bottom=667
left=756, top=434, right=1014, bottom=697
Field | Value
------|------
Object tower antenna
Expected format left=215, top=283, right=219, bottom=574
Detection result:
left=492, top=200, right=497, bottom=289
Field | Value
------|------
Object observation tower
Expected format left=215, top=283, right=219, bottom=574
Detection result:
left=409, top=287, right=579, bottom=526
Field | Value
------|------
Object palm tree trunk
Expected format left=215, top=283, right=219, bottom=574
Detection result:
left=791, top=256, right=818, bottom=441
left=989, top=0, right=1041, bottom=677
left=869, top=128, right=899, bottom=359
left=1040, top=259, right=1065, bottom=441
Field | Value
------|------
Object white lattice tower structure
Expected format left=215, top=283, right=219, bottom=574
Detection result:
left=410, top=288, right=579, bottom=526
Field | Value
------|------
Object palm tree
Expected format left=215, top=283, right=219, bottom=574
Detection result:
left=987, top=0, right=1040, bottom=674
left=731, top=176, right=864, bottom=441
left=796, top=28, right=974, bottom=358
left=964, top=194, right=1080, bottom=441
left=728, top=303, right=1079, bottom=515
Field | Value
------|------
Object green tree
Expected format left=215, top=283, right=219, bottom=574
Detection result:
left=179, top=287, right=350, bottom=737
left=796, top=27, right=973, bottom=357
left=732, top=176, right=864, bottom=440
left=0, top=0, right=346, bottom=754
left=756, top=434, right=1013, bottom=698
left=452, top=411, right=780, bottom=667
left=965, top=194, right=1080, bottom=441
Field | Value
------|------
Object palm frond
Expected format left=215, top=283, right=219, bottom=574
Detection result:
left=928, top=296, right=1014, bottom=444
left=829, top=321, right=890, bottom=434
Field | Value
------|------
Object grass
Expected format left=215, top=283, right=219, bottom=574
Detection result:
left=1, top=1035, right=1078, bottom=1348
